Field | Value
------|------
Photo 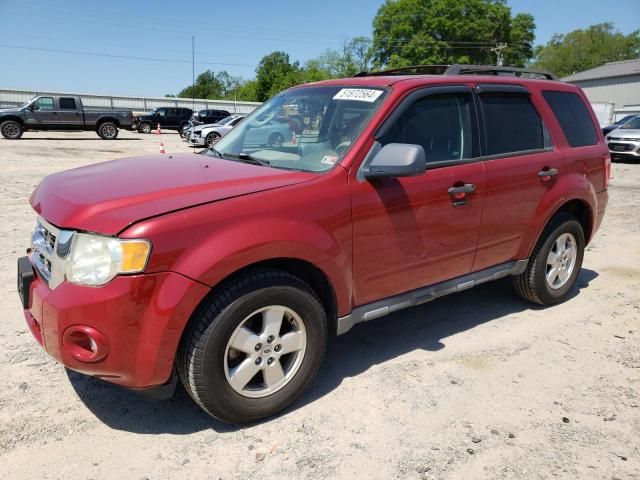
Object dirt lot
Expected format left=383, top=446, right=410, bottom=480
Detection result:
left=0, top=130, right=638, bottom=479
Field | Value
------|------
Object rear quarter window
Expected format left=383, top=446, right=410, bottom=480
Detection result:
left=542, top=91, right=598, bottom=147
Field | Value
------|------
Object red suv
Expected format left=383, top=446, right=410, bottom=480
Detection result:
left=18, top=65, right=609, bottom=424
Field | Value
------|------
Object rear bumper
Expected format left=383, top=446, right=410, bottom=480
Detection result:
left=593, top=189, right=609, bottom=237
left=23, top=264, right=209, bottom=389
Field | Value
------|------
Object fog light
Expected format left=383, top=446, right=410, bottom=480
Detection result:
left=62, top=325, right=109, bottom=363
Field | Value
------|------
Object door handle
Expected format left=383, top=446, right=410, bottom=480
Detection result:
left=538, top=168, right=558, bottom=182
left=448, top=183, right=475, bottom=206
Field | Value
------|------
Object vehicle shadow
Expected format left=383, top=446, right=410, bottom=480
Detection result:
left=67, top=268, right=598, bottom=434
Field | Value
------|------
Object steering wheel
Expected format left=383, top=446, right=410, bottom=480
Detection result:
left=248, top=109, right=277, bottom=128
left=335, top=141, right=351, bottom=157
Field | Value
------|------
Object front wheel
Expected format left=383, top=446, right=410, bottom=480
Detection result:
left=1, top=120, right=24, bottom=139
left=513, top=213, right=585, bottom=305
left=97, top=122, right=118, bottom=140
left=178, top=270, right=327, bottom=424
left=206, top=131, right=221, bottom=147
left=268, top=132, right=284, bottom=147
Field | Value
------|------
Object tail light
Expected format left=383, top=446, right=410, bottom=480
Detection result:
left=604, top=153, right=612, bottom=189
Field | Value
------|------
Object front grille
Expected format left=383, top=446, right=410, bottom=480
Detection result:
left=31, top=217, right=72, bottom=289
left=32, top=219, right=59, bottom=285
left=608, top=142, right=636, bottom=152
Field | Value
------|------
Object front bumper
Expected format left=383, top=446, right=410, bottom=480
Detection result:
left=20, top=257, right=209, bottom=390
left=189, top=134, right=205, bottom=146
left=607, top=139, right=640, bottom=160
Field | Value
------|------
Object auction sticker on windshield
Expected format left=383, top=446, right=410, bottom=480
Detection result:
left=333, top=88, right=383, bottom=103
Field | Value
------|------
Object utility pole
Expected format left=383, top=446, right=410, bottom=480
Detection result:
left=491, top=43, right=507, bottom=66
left=192, top=36, right=195, bottom=112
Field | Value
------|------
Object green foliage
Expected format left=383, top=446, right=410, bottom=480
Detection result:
left=371, top=0, right=535, bottom=68
left=532, top=23, right=640, bottom=78
left=254, top=51, right=304, bottom=101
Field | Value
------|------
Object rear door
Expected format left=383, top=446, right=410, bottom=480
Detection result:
left=471, top=84, right=565, bottom=271
left=55, top=97, right=83, bottom=128
left=351, top=85, right=486, bottom=306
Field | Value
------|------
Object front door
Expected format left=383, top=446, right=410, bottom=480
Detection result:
left=351, top=86, right=486, bottom=306
left=24, top=96, right=56, bottom=127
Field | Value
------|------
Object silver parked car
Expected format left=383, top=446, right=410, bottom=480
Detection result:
left=606, top=115, right=640, bottom=161
left=190, top=115, right=246, bottom=147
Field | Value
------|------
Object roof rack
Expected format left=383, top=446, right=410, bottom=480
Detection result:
left=354, top=64, right=558, bottom=81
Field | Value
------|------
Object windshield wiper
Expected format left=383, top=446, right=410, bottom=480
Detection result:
left=207, top=146, right=223, bottom=157
left=222, top=152, right=270, bottom=167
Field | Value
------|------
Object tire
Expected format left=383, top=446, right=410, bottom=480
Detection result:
left=268, top=132, right=284, bottom=147
left=206, top=132, right=221, bottom=147
left=177, top=270, right=328, bottom=424
left=1, top=120, right=24, bottom=139
left=513, top=213, right=585, bottom=305
left=97, top=121, right=118, bottom=140
left=138, top=122, right=152, bottom=134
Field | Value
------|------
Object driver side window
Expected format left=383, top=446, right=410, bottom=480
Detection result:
left=380, top=93, right=475, bottom=164
left=35, top=97, right=54, bottom=110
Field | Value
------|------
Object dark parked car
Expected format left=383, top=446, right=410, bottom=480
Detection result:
left=0, top=95, right=133, bottom=140
left=602, top=114, right=637, bottom=136
left=192, top=109, right=230, bottom=125
left=134, top=107, right=193, bottom=133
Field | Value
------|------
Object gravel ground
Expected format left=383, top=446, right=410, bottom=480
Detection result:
left=0, top=130, right=638, bottom=479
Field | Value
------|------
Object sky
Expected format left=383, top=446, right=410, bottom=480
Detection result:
left=0, top=0, right=638, bottom=97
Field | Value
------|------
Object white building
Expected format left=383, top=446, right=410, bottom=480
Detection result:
left=562, top=58, right=640, bottom=125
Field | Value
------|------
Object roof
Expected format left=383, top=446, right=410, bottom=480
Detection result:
left=562, top=58, right=640, bottom=82
left=303, top=74, right=565, bottom=89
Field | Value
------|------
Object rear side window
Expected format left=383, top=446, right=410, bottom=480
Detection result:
left=543, top=91, right=598, bottom=147
left=479, top=94, right=547, bottom=156
left=59, top=97, right=77, bottom=109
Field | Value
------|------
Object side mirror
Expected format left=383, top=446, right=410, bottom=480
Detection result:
left=29, top=104, right=38, bottom=111
left=363, top=143, right=427, bottom=179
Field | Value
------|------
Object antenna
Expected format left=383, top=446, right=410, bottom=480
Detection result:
left=490, top=43, right=507, bottom=66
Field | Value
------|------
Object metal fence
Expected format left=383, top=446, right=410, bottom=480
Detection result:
left=0, top=88, right=262, bottom=114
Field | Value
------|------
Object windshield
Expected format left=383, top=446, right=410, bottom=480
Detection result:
left=206, top=85, right=387, bottom=172
left=216, top=115, right=236, bottom=126
left=621, top=117, right=640, bottom=129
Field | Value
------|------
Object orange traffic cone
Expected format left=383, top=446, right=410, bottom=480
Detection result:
left=159, top=140, right=166, bottom=154
left=156, top=123, right=161, bottom=135
left=291, top=131, right=297, bottom=145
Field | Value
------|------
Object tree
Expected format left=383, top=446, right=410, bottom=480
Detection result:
left=372, top=0, right=535, bottom=68
left=177, top=70, right=224, bottom=99
left=532, top=23, right=640, bottom=78
left=255, top=51, right=304, bottom=101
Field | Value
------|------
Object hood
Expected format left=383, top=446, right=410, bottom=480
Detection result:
left=31, top=153, right=314, bottom=235
left=0, top=106, right=21, bottom=113
left=194, top=122, right=223, bottom=132
left=607, top=128, right=640, bottom=139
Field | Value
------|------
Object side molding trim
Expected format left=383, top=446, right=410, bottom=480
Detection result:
left=336, top=259, right=528, bottom=335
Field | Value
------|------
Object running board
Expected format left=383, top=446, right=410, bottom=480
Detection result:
left=336, top=260, right=528, bottom=335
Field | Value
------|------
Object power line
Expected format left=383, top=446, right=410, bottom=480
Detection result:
left=0, top=44, right=259, bottom=67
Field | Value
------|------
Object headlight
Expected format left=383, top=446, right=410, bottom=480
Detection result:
left=65, top=233, right=151, bottom=286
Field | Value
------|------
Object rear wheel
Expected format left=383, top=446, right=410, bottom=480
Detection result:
left=138, top=122, right=152, bottom=134
left=178, top=270, right=327, bottom=424
left=1, top=120, right=24, bottom=139
left=513, top=213, right=585, bottom=305
left=206, top=131, right=221, bottom=147
left=97, top=121, right=118, bottom=140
